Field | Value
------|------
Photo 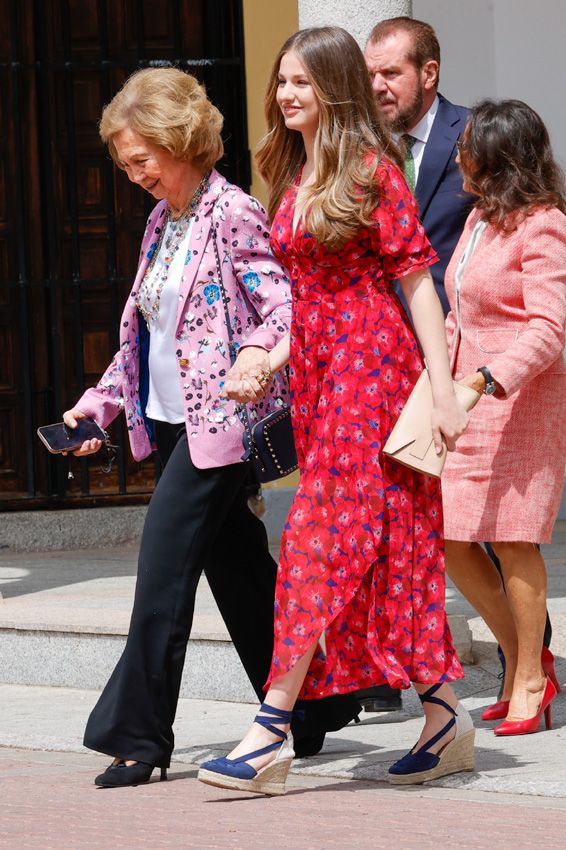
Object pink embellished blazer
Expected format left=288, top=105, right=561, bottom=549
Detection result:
left=76, top=170, right=292, bottom=469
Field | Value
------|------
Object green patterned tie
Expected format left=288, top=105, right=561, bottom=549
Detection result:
left=402, top=134, right=418, bottom=192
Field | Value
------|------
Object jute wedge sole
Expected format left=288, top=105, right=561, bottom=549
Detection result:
left=198, top=703, right=298, bottom=795
left=388, top=728, right=475, bottom=785
left=198, top=757, right=293, bottom=796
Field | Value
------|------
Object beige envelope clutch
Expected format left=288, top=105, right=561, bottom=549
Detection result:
left=383, top=370, right=480, bottom=478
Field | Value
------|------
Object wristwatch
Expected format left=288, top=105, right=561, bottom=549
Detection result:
left=477, top=366, right=497, bottom=395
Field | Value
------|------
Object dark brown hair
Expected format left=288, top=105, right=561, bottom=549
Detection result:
left=460, top=99, right=566, bottom=232
left=367, top=16, right=440, bottom=81
left=256, top=26, right=402, bottom=249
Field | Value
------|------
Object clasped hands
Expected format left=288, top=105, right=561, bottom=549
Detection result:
left=222, top=346, right=273, bottom=403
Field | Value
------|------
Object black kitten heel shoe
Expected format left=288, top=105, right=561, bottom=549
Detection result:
left=94, top=760, right=168, bottom=788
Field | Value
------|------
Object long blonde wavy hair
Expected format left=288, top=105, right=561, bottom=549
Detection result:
left=256, top=27, right=403, bottom=250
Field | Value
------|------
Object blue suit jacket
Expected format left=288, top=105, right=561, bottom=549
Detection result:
left=415, top=95, right=475, bottom=313
left=397, top=94, right=475, bottom=317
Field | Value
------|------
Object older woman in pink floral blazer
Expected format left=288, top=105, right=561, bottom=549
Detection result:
left=75, top=170, right=290, bottom=468
left=63, top=68, right=359, bottom=789
left=442, top=100, right=566, bottom=739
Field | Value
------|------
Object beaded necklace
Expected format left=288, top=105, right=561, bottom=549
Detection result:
left=136, top=171, right=210, bottom=327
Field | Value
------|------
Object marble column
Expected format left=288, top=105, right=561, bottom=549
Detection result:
left=299, top=0, right=412, bottom=48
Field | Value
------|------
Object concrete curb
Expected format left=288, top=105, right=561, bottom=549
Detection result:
left=0, top=489, right=295, bottom=552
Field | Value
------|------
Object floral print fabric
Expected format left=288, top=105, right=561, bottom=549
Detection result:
left=267, top=159, right=463, bottom=698
left=76, top=170, right=292, bottom=469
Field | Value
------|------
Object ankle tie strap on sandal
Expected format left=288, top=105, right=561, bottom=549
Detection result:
left=388, top=685, right=475, bottom=784
left=198, top=701, right=298, bottom=787
left=226, top=703, right=295, bottom=765
left=413, top=683, right=457, bottom=750
left=255, top=701, right=303, bottom=729
left=417, top=683, right=457, bottom=713
left=394, top=684, right=457, bottom=765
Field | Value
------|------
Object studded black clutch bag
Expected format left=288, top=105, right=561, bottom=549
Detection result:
left=241, top=406, right=298, bottom=483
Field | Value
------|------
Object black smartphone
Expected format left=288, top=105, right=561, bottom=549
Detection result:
left=37, top=418, right=107, bottom=454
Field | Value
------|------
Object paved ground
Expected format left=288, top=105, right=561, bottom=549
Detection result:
left=3, top=747, right=566, bottom=850
left=1, top=523, right=565, bottom=849
left=1, top=665, right=566, bottom=797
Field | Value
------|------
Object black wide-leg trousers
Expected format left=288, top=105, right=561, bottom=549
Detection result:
left=84, top=423, right=360, bottom=767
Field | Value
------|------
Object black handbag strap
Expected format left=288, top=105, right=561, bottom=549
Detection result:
left=210, top=207, right=257, bottom=453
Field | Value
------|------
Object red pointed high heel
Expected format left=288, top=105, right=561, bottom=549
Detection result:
left=481, top=700, right=509, bottom=722
left=484, top=647, right=560, bottom=722
left=494, top=677, right=557, bottom=736
left=541, top=646, right=561, bottom=694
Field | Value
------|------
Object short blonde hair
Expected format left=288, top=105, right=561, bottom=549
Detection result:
left=99, top=67, right=224, bottom=171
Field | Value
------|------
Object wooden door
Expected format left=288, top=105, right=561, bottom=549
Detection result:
left=0, top=0, right=249, bottom=507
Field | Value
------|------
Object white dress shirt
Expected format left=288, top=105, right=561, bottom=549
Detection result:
left=398, top=95, right=440, bottom=186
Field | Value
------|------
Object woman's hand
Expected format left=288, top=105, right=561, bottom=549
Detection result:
left=62, top=408, right=103, bottom=456
left=399, top=269, right=471, bottom=453
left=222, top=369, right=272, bottom=403
left=431, top=395, right=469, bottom=454
left=222, top=346, right=272, bottom=402
left=222, top=377, right=260, bottom=403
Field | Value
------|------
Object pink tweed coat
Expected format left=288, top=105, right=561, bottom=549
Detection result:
left=76, top=170, right=292, bottom=469
left=442, top=206, right=566, bottom=543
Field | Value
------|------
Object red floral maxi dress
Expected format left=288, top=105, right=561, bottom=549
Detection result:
left=266, top=158, right=463, bottom=699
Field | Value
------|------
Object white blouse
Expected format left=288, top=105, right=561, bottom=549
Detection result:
left=137, top=215, right=194, bottom=424
left=454, top=218, right=487, bottom=329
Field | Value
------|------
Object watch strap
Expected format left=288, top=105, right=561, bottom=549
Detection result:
left=477, top=366, right=496, bottom=394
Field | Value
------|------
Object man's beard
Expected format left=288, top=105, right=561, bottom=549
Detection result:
left=389, top=86, right=424, bottom=133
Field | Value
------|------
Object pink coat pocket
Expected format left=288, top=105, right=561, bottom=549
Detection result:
left=476, top=328, right=518, bottom=354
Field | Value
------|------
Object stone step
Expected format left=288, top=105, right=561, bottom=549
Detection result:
left=0, top=542, right=473, bottom=701
left=0, top=615, right=473, bottom=703
left=2, top=524, right=566, bottom=705
left=2, top=495, right=512, bottom=702
left=0, top=547, right=257, bottom=702
left=0, top=623, right=256, bottom=703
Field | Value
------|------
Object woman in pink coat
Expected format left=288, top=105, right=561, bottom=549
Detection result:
left=62, top=68, right=360, bottom=787
left=442, top=99, right=566, bottom=737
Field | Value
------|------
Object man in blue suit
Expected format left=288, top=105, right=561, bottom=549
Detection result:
left=364, top=16, right=472, bottom=314
left=358, top=17, right=552, bottom=714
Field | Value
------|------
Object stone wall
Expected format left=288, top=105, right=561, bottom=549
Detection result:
left=299, top=0, right=411, bottom=47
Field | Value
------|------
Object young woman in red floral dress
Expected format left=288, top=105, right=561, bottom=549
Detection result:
left=199, top=26, right=474, bottom=795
